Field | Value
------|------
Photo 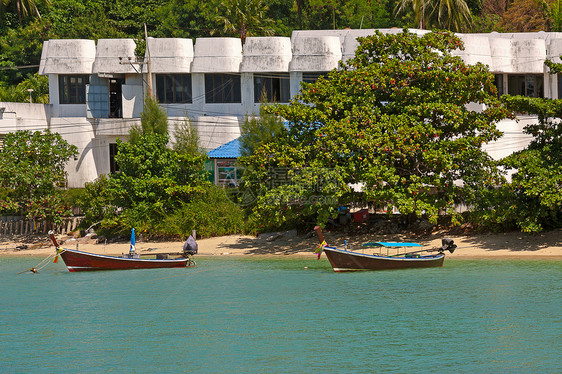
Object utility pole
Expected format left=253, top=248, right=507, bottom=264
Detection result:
left=421, top=0, right=425, bottom=29
left=144, top=23, right=153, bottom=98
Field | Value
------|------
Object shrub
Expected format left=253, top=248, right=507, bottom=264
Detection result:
left=158, top=185, right=247, bottom=238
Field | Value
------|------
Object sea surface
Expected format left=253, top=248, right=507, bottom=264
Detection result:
left=0, top=256, right=560, bottom=373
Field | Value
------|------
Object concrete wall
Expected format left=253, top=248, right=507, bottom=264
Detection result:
left=92, top=39, right=137, bottom=75
left=0, top=102, right=50, bottom=132
left=39, top=39, right=95, bottom=75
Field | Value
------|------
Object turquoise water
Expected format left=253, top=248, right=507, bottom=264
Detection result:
left=1, top=257, right=560, bottom=373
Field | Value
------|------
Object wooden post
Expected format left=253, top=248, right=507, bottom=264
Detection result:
left=314, top=226, right=324, bottom=244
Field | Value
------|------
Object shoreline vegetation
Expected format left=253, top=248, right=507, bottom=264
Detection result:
left=2, top=228, right=561, bottom=259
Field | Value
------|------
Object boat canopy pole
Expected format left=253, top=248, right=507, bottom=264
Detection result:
left=386, top=239, right=457, bottom=257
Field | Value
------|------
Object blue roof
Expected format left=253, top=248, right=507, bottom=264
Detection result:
left=207, top=138, right=241, bottom=159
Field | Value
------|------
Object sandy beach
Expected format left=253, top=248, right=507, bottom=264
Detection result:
left=1, top=227, right=561, bottom=259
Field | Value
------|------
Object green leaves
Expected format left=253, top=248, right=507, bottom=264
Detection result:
left=79, top=96, right=211, bottom=237
left=240, top=103, right=286, bottom=158
left=213, top=0, right=274, bottom=43
left=479, top=94, right=562, bottom=232
left=244, top=30, right=509, bottom=227
left=0, top=130, right=77, bottom=222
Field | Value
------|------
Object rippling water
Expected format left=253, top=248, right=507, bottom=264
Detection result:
left=1, top=257, right=560, bottom=373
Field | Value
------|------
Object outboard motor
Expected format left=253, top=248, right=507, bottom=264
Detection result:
left=439, top=238, right=457, bottom=253
left=183, top=235, right=198, bottom=256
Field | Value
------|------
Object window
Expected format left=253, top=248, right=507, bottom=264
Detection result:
left=156, top=74, right=192, bottom=103
left=205, top=74, right=241, bottom=103
left=302, top=72, right=327, bottom=84
left=254, top=73, right=290, bottom=103
left=217, top=159, right=241, bottom=187
left=494, top=74, right=504, bottom=97
left=109, top=78, right=124, bottom=118
left=507, top=74, right=543, bottom=98
left=59, top=75, right=89, bottom=104
left=109, top=143, right=119, bottom=174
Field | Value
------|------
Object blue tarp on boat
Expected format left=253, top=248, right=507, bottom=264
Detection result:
left=362, top=242, right=423, bottom=248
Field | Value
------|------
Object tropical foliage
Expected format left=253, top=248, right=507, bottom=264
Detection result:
left=0, top=73, right=48, bottom=103
left=240, top=30, right=510, bottom=228
left=0, top=130, right=77, bottom=223
left=394, top=0, right=473, bottom=31
left=239, top=102, right=286, bottom=158
left=78, top=96, right=247, bottom=238
left=0, top=0, right=50, bottom=23
left=468, top=95, right=562, bottom=233
left=213, top=0, right=274, bottom=44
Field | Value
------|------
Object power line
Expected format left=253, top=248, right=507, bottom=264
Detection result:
left=0, top=64, right=40, bottom=71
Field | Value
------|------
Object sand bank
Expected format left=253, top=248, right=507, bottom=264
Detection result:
left=1, top=228, right=561, bottom=259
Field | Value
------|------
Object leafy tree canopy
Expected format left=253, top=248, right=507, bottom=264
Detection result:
left=482, top=94, right=562, bottom=232
left=0, top=73, right=49, bottom=103
left=1, top=0, right=51, bottom=24
left=0, top=130, right=77, bottom=222
left=241, top=30, right=510, bottom=227
left=240, top=102, right=286, bottom=158
left=85, top=96, right=208, bottom=235
left=395, top=0, right=473, bottom=32
left=213, top=0, right=275, bottom=43
left=130, top=95, right=169, bottom=143
left=499, top=0, right=551, bottom=32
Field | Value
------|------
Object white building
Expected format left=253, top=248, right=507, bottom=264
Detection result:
left=1, top=29, right=561, bottom=187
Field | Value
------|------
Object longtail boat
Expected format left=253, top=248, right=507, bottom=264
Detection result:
left=314, top=226, right=456, bottom=272
left=49, top=229, right=197, bottom=272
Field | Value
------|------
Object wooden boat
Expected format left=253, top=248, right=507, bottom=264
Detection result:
left=49, top=229, right=196, bottom=272
left=314, top=227, right=456, bottom=272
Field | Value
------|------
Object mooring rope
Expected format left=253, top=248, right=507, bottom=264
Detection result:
left=16, top=250, right=66, bottom=274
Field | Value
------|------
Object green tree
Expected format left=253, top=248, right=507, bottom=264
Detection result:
left=93, top=97, right=207, bottom=235
left=104, top=0, right=168, bottom=37
left=295, top=0, right=307, bottom=29
left=473, top=94, right=562, bottom=233
left=0, top=130, right=78, bottom=223
left=172, top=117, right=203, bottom=156
left=242, top=30, right=510, bottom=227
left=394, top=0, right=429, bottom=28
left=130, top=95, right=169, bottom=144
left=214, top=0, right=275, bottom=44
left=0, top=73, right=49, bottom=103
left=547, top=0, right=562, bottom=31
left=240, top=102, right=286, bottom=158
left=434, top=0, right=473, bottom=31
left=77, top=175, right=116, bottom=230
left=44, top=0, right=127, bottom=40
left=153, top=0, right=218, bottom=38
left=0, top=18, right=53, bottom=86
left=0, top=0, right=51, bottom=23
left=395, top=0, right=473, bottom=31
left=340, top=0, right=394, bottom=29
